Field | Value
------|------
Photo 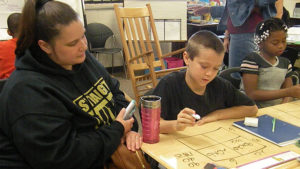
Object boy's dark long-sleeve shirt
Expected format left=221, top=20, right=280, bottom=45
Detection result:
left=153, top=71, right=255, bottom=120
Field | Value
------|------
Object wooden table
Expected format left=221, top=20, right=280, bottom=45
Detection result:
left=142, top=100, right=300, bottom=169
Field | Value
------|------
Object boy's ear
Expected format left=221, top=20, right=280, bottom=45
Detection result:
left=7, top=29, right=13, bottom=37
left=38, top=40, right=52, bottom=55
left=183, top=51, right=190, bottom=66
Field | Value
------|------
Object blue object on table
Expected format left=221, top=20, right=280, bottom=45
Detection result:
left=233, top=114, right=300, bottom=146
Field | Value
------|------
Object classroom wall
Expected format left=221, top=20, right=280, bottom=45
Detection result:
left=284, top=0, right=300, bottom=16
left=124, top=0, right=187, bottom=41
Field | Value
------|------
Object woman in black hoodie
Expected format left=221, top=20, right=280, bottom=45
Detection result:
left=0, top=0, right=141, bottom=168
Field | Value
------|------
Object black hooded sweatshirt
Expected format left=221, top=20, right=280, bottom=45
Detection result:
left=0, top=49, right=138, bottom=169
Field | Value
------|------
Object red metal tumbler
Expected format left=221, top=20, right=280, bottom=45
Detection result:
left=140, top=95, right=161, bottom=144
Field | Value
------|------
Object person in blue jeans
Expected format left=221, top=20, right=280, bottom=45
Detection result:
left=193, top=0, right=281, bottom=78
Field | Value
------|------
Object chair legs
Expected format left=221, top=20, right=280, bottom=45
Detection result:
left=95, top=53, right=100, bottom=62
left=93, top=51, right=128, bottom=78
left=120, top=51, right=127, bottom=79
left=111, top=53, right=114, bottom=74
left=123, top=62, right=128, bottom=79
left=111, top=52, right=128, bottom=78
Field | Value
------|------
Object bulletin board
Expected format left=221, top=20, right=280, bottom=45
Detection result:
left=0, top=0, right=24, bottom=40
left=0, top=0, right=24, bottom=29
left=0, top=0, right=85, bottom=40
left=124, top=0, right=187, bottom=41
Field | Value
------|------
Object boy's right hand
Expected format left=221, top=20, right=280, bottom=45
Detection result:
left=116, top=108, right=134, bottom=135
left=176, top=108, right=197, bottom=131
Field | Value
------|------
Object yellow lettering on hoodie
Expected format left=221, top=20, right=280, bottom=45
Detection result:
left=73, top=77, right=115, bottom=126
left=86, top=93, right=101, bottom=105
left=97, top=80, right=109, bottom=95
left=88, top=110, right=104, bottom=125
left=78, top=98, right=90, bottom=112
left=92, top=89, right=103, bottom=100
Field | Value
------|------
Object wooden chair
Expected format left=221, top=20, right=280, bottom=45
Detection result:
left=114, top=4, right=186, bottom=103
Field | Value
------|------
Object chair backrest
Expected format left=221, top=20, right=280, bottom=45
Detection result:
left=86, top=23, right=114, bottom=49
left=113, top=4, right=164, bottom=102
left=114, top=4, right=186, bottom=103
left=0, top=78, right=7, bottom=94
left=219, top=67, right=241, bottom=89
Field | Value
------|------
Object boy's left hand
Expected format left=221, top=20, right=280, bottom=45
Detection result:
left=125, top=131, right=142, bottom=151
left=196, top=115, right=218, bottom=126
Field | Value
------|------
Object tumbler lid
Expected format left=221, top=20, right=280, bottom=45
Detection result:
left=140, top=95, right=161, bottom=108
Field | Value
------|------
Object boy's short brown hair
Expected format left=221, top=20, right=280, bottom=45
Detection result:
left=7, top=13, right=21, bottom=35
left=186, top=30, right=224, bottom=60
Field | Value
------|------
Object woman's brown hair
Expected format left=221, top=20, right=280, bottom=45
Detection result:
left=16, top=0, right=78, bottom=57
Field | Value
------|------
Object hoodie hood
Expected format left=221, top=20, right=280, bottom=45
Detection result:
left=15, top=48, right=83, bottom=76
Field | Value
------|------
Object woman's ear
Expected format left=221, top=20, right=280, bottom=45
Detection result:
left=183, top=51, right=190, bottom=66
left=38, top=40, right=52, bottom=54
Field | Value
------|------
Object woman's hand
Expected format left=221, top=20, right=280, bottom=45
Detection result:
left=125, top=131, right=142, bottom=151
left=116, top=108, right=134, bottom=136
left=176, top=108, right=197, bottom=131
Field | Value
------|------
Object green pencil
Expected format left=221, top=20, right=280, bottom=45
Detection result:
left=272, top=118, right=276, bottom=133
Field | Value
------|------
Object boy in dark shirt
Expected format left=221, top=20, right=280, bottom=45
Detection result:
left=153, top=31, right=258, bottom=133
